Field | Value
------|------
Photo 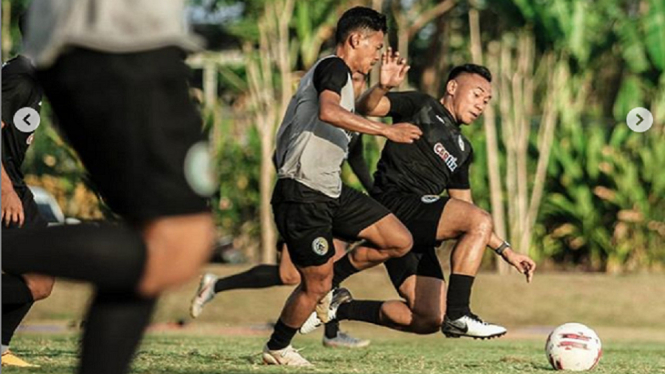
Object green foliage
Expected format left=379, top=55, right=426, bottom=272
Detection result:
left=537, top=122, right=665, bottom=272
left=211, top=115, right=262, bottom=238
left=645, top=0, right=665, bottom=70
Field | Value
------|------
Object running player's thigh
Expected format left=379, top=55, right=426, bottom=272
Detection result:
left=333, top=185, right=405, bottom=248
left=357, top=213, right=412, bottom=250
left=436, top=198, right=489, bottom=240
left=398, top=275, right=446, bottom=317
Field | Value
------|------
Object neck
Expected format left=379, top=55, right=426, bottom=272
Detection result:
left=440, top=97, right=458, bottom=124
left=335, top=45, right=356, bottom=74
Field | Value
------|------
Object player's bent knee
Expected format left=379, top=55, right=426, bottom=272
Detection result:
left=280, top=272, right=300, bottom=286
left=475, top=210, right=494, bottom=237
left=413, top=314, right=444, bottom=334
left=391, top=230, right=413, bottom=257
left=301, top=273, right=332, bottom=300
left=26, top=276, right=55, bottom=301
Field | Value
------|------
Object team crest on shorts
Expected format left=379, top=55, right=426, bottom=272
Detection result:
left=312, top=237, right=329, bottom=256
left=421, top=195, right=440, bottom=203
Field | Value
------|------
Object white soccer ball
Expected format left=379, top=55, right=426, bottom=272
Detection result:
left=545, top=323, right=602, bottom=371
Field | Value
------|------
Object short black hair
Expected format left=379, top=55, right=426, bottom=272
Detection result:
left=335, top=7, right=387, bottom=45
left=447, top=64, right=492, bottom=83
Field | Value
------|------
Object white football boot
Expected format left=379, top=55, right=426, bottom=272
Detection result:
left=441, top=313, right=507, bottom=339
left=262, top=345, right=312, bottom=366
left=189, top=273, right=218, bottom=318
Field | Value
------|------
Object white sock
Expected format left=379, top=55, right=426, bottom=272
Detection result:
left=2, top=345, right=9, bottom=354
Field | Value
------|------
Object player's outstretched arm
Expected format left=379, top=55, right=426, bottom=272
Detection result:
left=357, top=47, right=410, bottom=117
left=319, top=90, right=422, bottom=143
left=449, top=188, right=536, bottom=283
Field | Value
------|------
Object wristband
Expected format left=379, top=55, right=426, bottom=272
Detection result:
left=494, top=241, right=510, bottom=256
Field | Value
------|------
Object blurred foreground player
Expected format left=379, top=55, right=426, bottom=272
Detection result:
left=2, top=2, right=216, bottom=374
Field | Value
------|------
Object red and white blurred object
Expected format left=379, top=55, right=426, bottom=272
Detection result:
left=546, top=323, right=602, bottom=371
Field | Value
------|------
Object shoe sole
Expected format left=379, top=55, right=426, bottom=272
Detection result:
left=442, top=330, right=507, bottom=340
left=331, top=288, right=353, bottom=308
left=262, top=353, right=279, bottom=365
left=317, top=288, right=353, bottom=323
left=322, top=341, right=371, bottom=348
left=189, top=275, right=215, bottom=319
left=262, top=353, right=313, bottom=367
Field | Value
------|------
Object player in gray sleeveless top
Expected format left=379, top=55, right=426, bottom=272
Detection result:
left=263, top=7, right=422, bottom=366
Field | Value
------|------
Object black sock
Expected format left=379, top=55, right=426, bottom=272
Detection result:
left=267, top=319, right=298, bottom=351
left=336, top=300, right=383, bottom=326
left=2, top=273, right=34, bottom=304
left=332, top=254, right=359, bottom=287
left=2, top=302, right=33, bottom=346
left=324, top=319, right=340, bottom=339
left=446, top=274, right=475, bottom=320
left=3, top=224, right=146, bottom=292
left=79, top=292, right=156, bottom=374
left=214, top=265, right=283, bottom=293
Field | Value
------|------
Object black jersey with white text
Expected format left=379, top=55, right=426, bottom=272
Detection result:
left=372, top=91, right=473, bottom=196
left=2, top=55, right=43, bottom=188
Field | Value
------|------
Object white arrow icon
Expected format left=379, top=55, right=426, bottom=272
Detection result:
left=13, top=107, right=41, bottom=133
left=627, top=107, right=653, bottom=133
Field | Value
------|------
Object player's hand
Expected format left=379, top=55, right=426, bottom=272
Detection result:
left=1, top=188, right=24, bottom=227
left=502, top=248, right=536, bottom=283
left=385, top=123, right=422, bottom=143
left=379, top=47, right=410, bottom=90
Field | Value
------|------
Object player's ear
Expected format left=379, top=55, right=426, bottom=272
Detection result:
left=446, top=80, right=458, bottom=95
left=350, top=32, right=362, bottom=49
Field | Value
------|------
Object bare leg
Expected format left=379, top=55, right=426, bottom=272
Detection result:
left=337, top=275, right=446, bottom=334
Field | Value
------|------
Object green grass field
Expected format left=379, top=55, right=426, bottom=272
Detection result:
left=4, top=333, right=665, bottom=374
left=5, top=265, right=665, bottom=373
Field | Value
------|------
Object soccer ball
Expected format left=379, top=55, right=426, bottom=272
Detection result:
left=545, top=323, right=602, bottom=371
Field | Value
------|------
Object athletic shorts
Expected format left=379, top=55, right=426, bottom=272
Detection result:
left=372, top=191, right=450, bottom=247
left=273, top=182, right=390, bottom=267
left=5, top=186, right=47, bottom=230
left=383, top=246, right=444, bottom=289
left=37, top=47, right=208, bottom=223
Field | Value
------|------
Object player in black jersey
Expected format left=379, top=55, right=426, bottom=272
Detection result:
left=307, top=59, right=536, bottom=339
left=1, top=25, right=55, bottom=368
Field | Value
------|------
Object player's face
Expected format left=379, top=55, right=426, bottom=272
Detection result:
left=354, top=30, right=384, bottom=75
left=449, top=73, right=492, bottom=125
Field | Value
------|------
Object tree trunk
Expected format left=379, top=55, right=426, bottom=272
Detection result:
left=469, top=8, right=510, bottom=274
left=2, top=0, right=11, bottom=59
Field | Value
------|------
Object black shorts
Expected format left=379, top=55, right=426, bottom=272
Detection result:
left=372, top=191, right=449, bottom=247
left=37, top=47, right=208, bottom=223
left=384, top=246, right=444, bottom=289
left=6, top=186, right=47, bottom=230
left=273, top=181, right=390, bottom=267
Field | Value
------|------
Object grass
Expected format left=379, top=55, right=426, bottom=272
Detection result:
left=4, top=333, right=665, bottom=374
left=6, top=265, right=665, bottom=373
